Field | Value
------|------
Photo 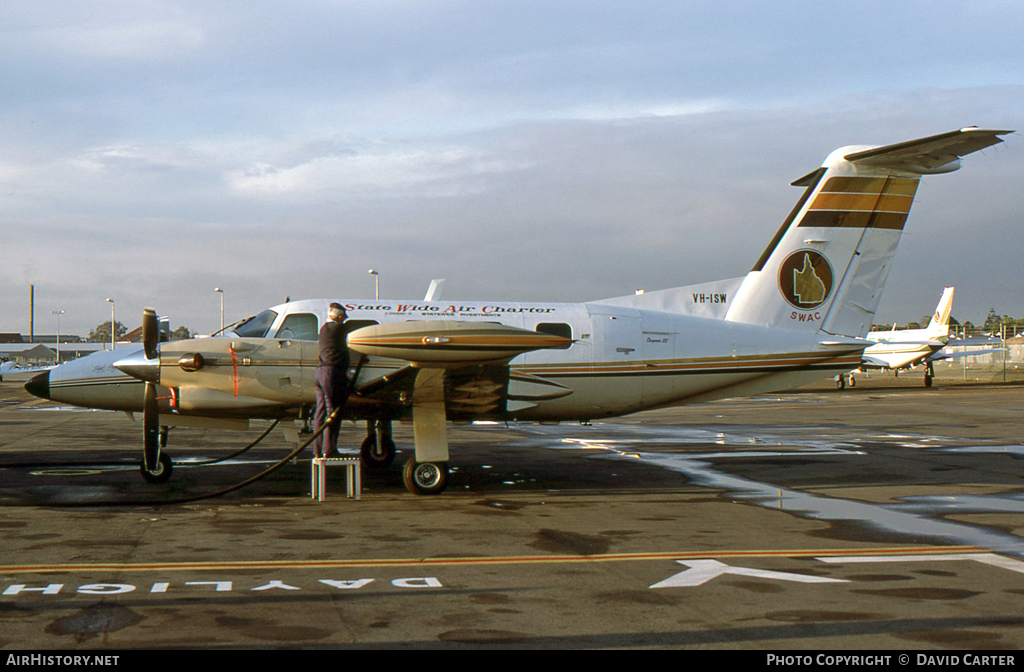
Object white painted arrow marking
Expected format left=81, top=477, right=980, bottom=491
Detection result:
left=650, top=559, right=848, bottom=588
left=817, top=552, right=1024, bottom=574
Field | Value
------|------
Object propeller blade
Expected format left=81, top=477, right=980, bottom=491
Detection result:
left=142, top=307, right=158, bottom=360
left=143, top=381, right=160, bottom=472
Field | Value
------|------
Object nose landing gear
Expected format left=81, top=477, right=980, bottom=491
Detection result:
left=141, top=451, right=174, bottom=484
left=360, top=419, right=397, bottom=470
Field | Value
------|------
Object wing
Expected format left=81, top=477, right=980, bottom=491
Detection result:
left=926, top=336, right=1006, bottom=362
left=348, top=320, right=574, bottom=420
left=927, top=347, right=1006, bottom=362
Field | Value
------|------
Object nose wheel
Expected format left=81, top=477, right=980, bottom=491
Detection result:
left=140, top=452, right=173, bottom=484
left=360, top=419, right=397, bottom=471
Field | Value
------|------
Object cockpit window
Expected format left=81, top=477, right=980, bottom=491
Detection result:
left=232, top=309, right=279, bottom=338
left=275, top=313, right=319, bottom=341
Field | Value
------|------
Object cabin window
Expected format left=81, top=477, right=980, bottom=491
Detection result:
left=536, top=322, right=572, bottom=349
left=275, top=313, right=319, bottom=341
left=232, top=310, right=278, bottom=338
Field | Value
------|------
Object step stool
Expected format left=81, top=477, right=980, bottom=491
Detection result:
left=310, top=457, right=362, bottom=501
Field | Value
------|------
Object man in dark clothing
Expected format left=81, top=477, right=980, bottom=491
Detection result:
left=313, top=303, right=350, bottom=457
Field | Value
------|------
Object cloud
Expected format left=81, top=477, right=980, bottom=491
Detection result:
left=1, top=3, right=1023, bottom=336
left=226, top=144, right=527, bottom=199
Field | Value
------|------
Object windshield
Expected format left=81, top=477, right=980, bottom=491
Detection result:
left=232, top=309, right=278, bottom=338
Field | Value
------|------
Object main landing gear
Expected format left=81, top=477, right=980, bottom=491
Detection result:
left=360, top=418, right=450, bottom=495
left=835, top=374, right=856, bottom=389
left=402, top=458, right=450, bottom=496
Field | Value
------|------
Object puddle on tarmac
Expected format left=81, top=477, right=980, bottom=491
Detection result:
left=495, top=422, right=1024, bottom=558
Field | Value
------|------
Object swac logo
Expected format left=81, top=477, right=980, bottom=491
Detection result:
left=778, top=250, right=833, bottom=310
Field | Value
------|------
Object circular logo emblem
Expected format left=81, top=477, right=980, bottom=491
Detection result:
left=779, top=250, right=833, bottom=310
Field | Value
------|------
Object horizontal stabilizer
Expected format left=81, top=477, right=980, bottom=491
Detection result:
left=845, top=128, right=1012, bottom=173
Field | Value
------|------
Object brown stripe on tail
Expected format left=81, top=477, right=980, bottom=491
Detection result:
left=799, top=176, right=919, bottom=230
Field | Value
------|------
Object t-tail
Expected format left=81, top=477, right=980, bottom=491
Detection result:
left=725, top=128, right=1011, bottom=338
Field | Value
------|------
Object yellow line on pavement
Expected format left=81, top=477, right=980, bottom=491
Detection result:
left=0, top=545, right=987, bottom=575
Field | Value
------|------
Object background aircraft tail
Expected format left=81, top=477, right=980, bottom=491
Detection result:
left=925, top=286, right=955, bottom=337
left=724, top=128, right=1010, bottom=338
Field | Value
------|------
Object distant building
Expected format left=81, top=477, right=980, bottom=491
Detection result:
left=0, top=343, right=56, bottom=364
left=0, top=340, right=107, bottom=364
left=58, top=343, right=108, bottom=360
left=33, top=334, right=84, bottom=344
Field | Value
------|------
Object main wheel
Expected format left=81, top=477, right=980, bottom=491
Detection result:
left=402, top=458, right=449, bottom=495
left=361, top=433, right=396, bottom=470
left=140, top=452, right=173, bottom=484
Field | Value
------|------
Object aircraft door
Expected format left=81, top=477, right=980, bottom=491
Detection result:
left=251, top=338, right=311, bottom=404
left=639, top=313, right=679, bottom=407
left=587, top=306, right=644, bottom=414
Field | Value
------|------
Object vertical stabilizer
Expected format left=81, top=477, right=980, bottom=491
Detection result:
left=925, top=286, right=955, bottom=338
left=725, top=128, right=1010, bottom=338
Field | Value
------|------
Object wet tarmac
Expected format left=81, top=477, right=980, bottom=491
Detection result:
left=2, top=373, right=1024, bottom=650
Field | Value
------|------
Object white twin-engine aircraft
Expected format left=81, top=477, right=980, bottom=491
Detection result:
left=845, top=285, right=1005, bottom=388
left=25, top=127, right=1011, bottom=494
left=840, top=286, right=956, bottom=389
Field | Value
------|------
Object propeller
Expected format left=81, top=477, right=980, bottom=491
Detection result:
left=142, top=307, right=159, bottom=360
left=139, top=307, right=171, bottom=483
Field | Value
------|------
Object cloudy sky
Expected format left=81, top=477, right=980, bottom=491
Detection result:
left=2, top=1, right=1022, bottom=337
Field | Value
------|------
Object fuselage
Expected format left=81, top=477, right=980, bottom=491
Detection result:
left=0, top=361, right=54, bottom=382
left=30, top=297, right=865, bottom=424
left=861, top=327, right=946, bottom=370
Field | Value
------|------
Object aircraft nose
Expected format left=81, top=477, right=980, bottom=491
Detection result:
left=24, top=371, right=50, bottom=400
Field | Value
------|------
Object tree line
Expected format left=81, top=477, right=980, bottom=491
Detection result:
left=871, top=308, right=1023, bottom=338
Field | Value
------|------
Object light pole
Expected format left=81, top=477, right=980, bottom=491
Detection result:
left=368, top=269, right=379, bottom=300
left=51, top=310, right=64, bottom=363
left=215, top=287, right=224, bottom=333
left=105, top=298, right=115, bottom=350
